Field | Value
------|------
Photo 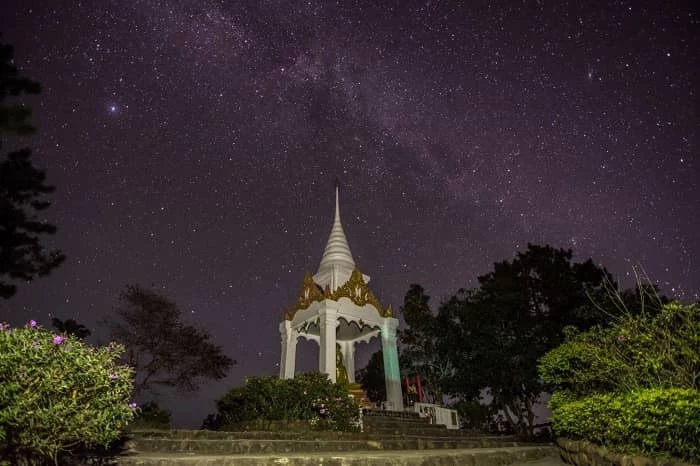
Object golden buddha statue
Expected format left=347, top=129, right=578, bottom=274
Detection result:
left=336, top=346, right=349, bottom=385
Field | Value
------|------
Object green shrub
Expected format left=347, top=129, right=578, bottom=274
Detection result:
left=128, top=401, right=171, bottom=429
left=539, top=324, right=639, bottom=396
left=552, top=388, right=700, bottom=462
left=540, top=303, right=700, bottom=461
left=213, top=372, right=359, bottom=431
left=0, top=320, right=137, bottom=465
left=540, top=303, right=700, bottom=396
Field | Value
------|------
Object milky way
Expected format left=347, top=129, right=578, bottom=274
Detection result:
left=1, top=1, right=697, bottom=426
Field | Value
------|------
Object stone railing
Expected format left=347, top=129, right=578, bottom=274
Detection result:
left=557, top=438, right=697, bottom=466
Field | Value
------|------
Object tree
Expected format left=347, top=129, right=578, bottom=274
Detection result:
left=398, top=284, right=462, bottom=404
left=0, top=40, right=64, bottom=298
left=51, top=316, right=91, bottom=339
left=444, top=244, right=620, bottom=437
left=355, top=350, right=386, bottom=403
left=106, top=284, right=235, bottom=396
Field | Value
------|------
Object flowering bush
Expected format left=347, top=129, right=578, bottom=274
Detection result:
left=0, top=320, right=136, bottom=465
left=128, top=401, right=172, bottom=429
left=212, top=372, right=359, bottom=432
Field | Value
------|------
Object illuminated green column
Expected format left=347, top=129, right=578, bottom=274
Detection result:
left=381, top=318, right=403, bottom=411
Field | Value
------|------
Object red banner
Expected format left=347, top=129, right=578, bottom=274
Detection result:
left=404, top=376, right=423, bottom=403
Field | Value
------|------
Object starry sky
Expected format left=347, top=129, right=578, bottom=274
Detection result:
left=1, top=1, right=698, bottom=427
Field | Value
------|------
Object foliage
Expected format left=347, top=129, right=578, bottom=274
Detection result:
left=540, top=302, right=699, bottom=461
left=51, top=317, right=91, bottom=340
left=452, top=399, right=509, bottom=433
left=106, top=284, right=234, bottom=396
left=0, top=320, right=136, bottom=465
left=128, top=401, right=171, bottom=429
left=437, top=244, right=626, bottom=437
left=213, top=372, right=360, bottom=432
left=0, top=42, right=40, bottom=135
left=551, top=388, right=700, bottom=462
left=398, top=245, right=665, bottom=437
left=398, top=284, right=460, bottom=404
left=355, top=350, right=386, bottom=403
left=539, top=302, right=700, bottom=396
left=0, top=41, right=64, bottom=299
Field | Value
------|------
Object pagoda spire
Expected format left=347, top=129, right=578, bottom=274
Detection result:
left=313, top=183, right=366, bottom=291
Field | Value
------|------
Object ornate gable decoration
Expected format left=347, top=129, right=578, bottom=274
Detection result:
left=331, top=268, right=393, bottom=317
left=285, top=272, right=324, bottom=320
left=285, top=268, right=394, bottom=320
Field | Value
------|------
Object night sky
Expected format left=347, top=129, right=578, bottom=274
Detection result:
left=1, top=1, right=698, bottom=427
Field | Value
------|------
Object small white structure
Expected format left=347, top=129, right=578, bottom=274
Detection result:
left=412, top=403, right=460, bottom=429
left=279, top=186, right=403, bottom=411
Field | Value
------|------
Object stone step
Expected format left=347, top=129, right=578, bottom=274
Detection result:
left=363, top=429, right=519, bottom=442
left=363, top=426, right=459, bottom=436
left=362, top=410, right=423, bottom=417
left=363, top=417, right=431, bottom=425
left=117, top=445, right=559, bottom=466
left=128, top=437, right=528, bottom=455
left=129, top=429, right=516, bottom=442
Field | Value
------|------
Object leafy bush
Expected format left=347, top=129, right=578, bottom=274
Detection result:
left=0, top=320, right=137, bottom=465
left=128, top=401, right=171, bottom=429
left=552, top=388, right=700, bottom=462
left=213, top=372, right=359, bottom=431
left=540, top=302, right=700, bottom=461
left=539, top=303, right=700, bottom=396
left=452, top=399, right=508, bottom=433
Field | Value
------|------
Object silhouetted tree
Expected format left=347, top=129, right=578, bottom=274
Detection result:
left=106, top=284, right=235, bottom=396
left=398, top=284, right=462, bottom=404
left=51, top=317, right=91, bottom=339
left=442, top=244, right=619, bottom=437
left=443, top=244, right=671, bottom=438
left=0, top=40, right=64, bottom=298
left=397, top=245, right=660, bottom=438
left=355, top=350, right=386, bottom=403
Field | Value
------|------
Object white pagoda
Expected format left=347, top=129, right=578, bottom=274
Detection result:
left=279, top=186, right=403, bottom=411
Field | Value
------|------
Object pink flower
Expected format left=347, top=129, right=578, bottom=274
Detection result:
left=0, top=322, right=9, bottom=331
left=29, top=320, right=37, bottom=328
left=53, top=335, right=65, bottom=345
left=128, top=402, right=138, bottom=409
left=109, top=373, right=119, bottom=380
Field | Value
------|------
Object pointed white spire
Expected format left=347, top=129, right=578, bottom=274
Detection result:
left=313, top=184, right=366, bottom=291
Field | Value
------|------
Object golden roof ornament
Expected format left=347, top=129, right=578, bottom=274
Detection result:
left=285, top=272, right=324, bottom=320
left=331, top=267, right=389, bottom=316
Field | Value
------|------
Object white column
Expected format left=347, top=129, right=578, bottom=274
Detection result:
left=381, top=318, right=403, bottom=411
left=279, top=320, right=297, bottom=379
left=341, top=340, right=356, bottom=383
left=318, top=303, right=338, bottom=382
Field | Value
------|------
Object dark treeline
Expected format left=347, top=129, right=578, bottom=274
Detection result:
left=358, top=243, right=667, bottom=437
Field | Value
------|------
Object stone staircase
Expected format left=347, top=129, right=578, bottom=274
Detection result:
left=362, top=409, right=467, bottom=436
left=116, top=411, right=561, bottom=465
